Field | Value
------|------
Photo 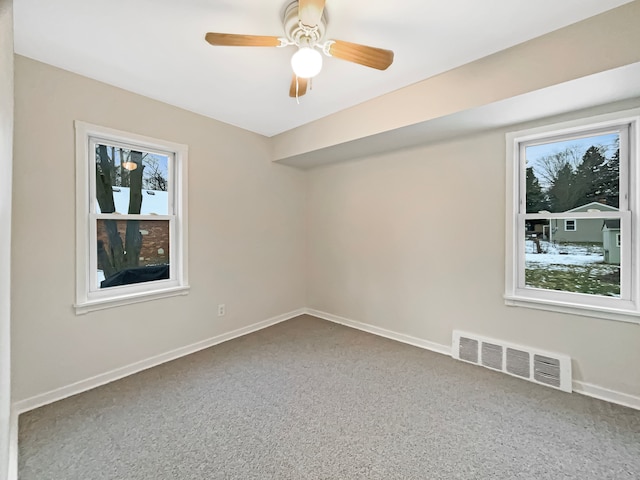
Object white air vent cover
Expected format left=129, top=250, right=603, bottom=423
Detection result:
left=452, top=331, right=572, bottom=392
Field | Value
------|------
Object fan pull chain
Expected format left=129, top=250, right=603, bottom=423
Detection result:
left=296, top=76, right=300, bottom=104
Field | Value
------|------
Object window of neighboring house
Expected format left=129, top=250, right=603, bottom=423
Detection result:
left=505, top=108, right=640, bottom=322
left=75, top=122, right=189, bottom=314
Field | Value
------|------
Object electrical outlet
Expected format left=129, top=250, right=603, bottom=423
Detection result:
left=217, top=304, right=225, bottom=316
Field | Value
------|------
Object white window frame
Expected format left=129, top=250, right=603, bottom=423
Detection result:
left=75, top=121, right=189, bottom=314
left=505, top=108, right=640, bottom=323
left=564, top=219, right=576, bottom=232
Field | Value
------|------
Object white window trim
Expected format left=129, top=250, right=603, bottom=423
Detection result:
left=505, top=108, right=640, bottom=324
left=74, top=121, right=189, bottom=314
left=564, top=219, right=576, bottom=231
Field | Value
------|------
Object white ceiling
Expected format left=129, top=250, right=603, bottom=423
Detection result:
left=13, top=0, right=635, bottom=137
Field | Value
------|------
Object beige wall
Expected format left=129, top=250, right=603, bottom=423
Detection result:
left=0, top=0, right=12, bottom=478
left=307, top=100, right=640, bottom=398
left=11, top=56, right=307, bottom=402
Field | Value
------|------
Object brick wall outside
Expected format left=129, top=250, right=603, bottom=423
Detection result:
left=97, top=219, right=169, bottom=267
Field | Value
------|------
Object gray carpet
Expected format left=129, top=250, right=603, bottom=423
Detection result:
left=19, top=315, right=640, bottom=479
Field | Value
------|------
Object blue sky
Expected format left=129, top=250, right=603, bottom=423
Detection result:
left=526, top=132, right=619, bottom=188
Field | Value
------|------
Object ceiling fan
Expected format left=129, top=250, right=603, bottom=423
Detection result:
left=205, top=0, right=394, bottom=99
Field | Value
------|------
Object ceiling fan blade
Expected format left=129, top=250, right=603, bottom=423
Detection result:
left=289, top=75, right=308, bottom=98
left=298, top=0, right=326, bottom=27
left=205, top=32, right=281, bottom=47
left=327, top=40, right=394, bottom=70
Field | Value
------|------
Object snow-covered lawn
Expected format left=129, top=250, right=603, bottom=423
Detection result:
left=525, top=240, right=605, bottom=269
left=524, top=239, right=620, bottom=297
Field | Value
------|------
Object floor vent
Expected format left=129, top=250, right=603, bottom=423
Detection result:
left=452, top=331, right=572, bottom=392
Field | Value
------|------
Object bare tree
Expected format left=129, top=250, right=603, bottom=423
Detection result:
left=95, top=145, right=144, bottom=278
left=143, top=155, right=168, bottom=191
left=533, top=145, right=583, bottom=187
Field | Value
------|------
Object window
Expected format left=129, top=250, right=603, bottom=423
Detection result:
left=505, top=108, right=640, bottom=322
left=75, top=122, right=189, bottom=314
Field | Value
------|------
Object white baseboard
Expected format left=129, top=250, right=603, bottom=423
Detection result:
left=10, top=306, right=640, bottom=426
left=305, top=308, right=451, bottom=356
left=12, top=308, right=306, bottom=415
left=305, top=308, right=640, bottom=411
left=573, top=380, right=640, bottom=411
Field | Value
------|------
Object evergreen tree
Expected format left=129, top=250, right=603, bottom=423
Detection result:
left=525, top=167, right=548, bottom=213
left=574, top=146, right=607, bottom=206
left=600, top=148, right=619, bottom=208
left=548, top=163, right=579, bottom=212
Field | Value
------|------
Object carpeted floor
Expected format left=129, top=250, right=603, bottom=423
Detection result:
left=19, top=315, right=640, bottom=479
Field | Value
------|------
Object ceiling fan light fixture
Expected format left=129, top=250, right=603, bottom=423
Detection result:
left=291, top=46, right=322, bottom=78
left=205, top=0, right=394, bottom=98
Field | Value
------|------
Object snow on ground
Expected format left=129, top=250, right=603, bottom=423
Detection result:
left=525, top=239, right=606, bottom=267
left=525, top=239, right=619, bottom=295
left=526, top=252, right=603, bottom=266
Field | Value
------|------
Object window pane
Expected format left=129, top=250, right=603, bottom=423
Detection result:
left=524, top=218, right=620, bottom=297
left=96, top=219, right=170, bottom=288
left=524, top=133, right=619, bottom=213
left=95, top=143, right=169, bottom=214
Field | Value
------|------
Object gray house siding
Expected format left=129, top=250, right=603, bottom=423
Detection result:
left=551, top=202, right=618, bottom=244
left=551, top=218, right=604, bottom=243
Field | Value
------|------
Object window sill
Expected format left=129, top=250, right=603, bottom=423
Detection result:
left=504, top=294, right=640, bottom=325
left=75, top=285, right=190, bottom=315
